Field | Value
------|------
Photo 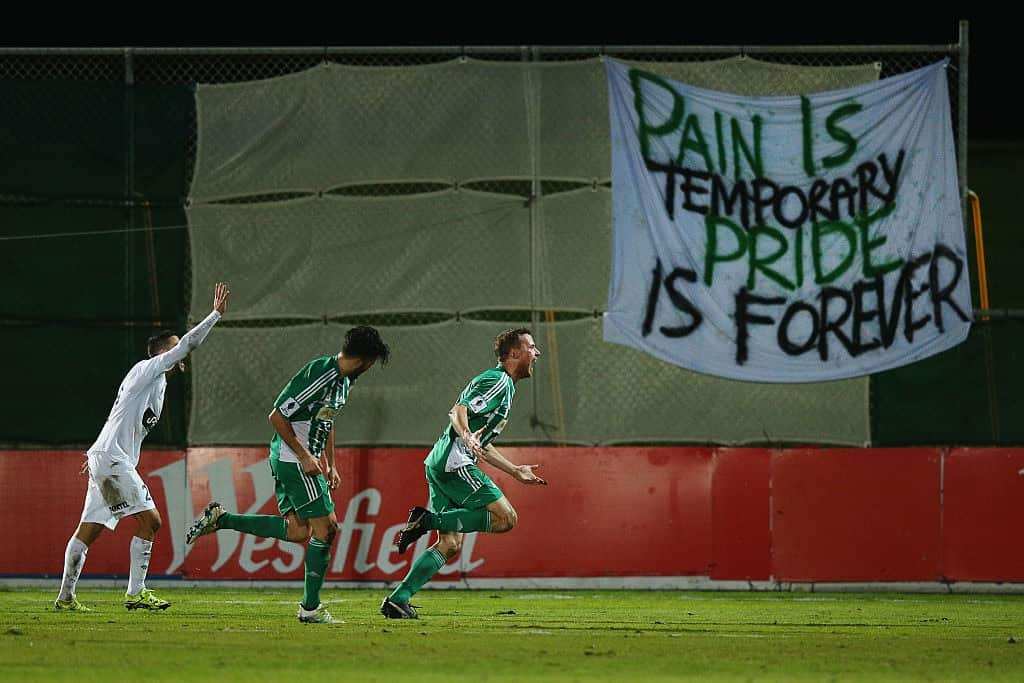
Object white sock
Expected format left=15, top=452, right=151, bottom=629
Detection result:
left=127, top=536, right=153, bottom=596
left=57, top=536, right=89, bottom=602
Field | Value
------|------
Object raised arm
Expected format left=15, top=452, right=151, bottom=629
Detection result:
left=142, top=282, right=230, bottom=378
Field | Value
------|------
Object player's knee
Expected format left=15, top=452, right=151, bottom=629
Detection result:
left=322, top=521, right=339, bottom=545
left=491, top=507, right=517, bottom=533
left=74, top=524, right=102, bottom=546
left=308, top=518, right=338, bottom=545
left=286, top=519, right=312, bottom=543
left=139, top=511, right=162, bottom=535
left=436, top=537, right=462, bottom=559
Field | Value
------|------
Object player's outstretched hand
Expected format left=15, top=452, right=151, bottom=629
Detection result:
left=515, top=464, right=547, bottom=486
left=213, top=282, right=230, bottom=314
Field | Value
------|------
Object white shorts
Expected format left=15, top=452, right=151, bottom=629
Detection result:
left=79, top=453, right=156, bottom=529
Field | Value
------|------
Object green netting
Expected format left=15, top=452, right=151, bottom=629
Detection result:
left=0, top=75, right=191, bottom=445
left=873, top=319, right=1024, bottom=446
left=0, top=80, right=124, bottom=198
left=988, top=319, right=1024, bottom=443
left=129, top=204, right=189, bottom=322
left=967, top=147, right=1024, bottom=308
left=133, top=84, right=194, bottom=200
left=1, top=204, right=127, bottom=318
left=0, top=81, right=191, bottom=200
left=0, top=204, right=185, bottom=320
left=0, top=323, right=186, bottom=447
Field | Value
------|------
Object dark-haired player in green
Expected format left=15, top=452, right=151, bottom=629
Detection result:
left=381, top=327, right=547, bottom=619
left=187, top=326, right=391, bottom=624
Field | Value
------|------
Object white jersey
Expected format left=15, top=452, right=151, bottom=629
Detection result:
left=87, top=310, right=221, bottom=467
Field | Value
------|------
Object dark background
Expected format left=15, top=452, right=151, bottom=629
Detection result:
left=3, top=12, right=1012, bottom=140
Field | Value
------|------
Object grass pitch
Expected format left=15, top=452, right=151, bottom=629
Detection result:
left=2, top=588, right=1023, bottom=682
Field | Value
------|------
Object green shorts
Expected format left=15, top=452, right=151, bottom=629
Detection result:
left=269, top=456, right=335, bottom=520
left=425, top=464, right=504, bottom=513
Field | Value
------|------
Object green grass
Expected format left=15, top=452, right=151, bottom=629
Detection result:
left=2, top=589, right=1023, bottom=682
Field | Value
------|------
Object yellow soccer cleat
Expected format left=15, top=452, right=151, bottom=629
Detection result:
left=54, top=597, right=92, bottom=612
left=124, top=588, right=171, bottom=611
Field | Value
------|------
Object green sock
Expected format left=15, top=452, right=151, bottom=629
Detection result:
left=434, top=508, right=491, bottom=533
left=301, top=537, right=331, bottom=611
left=216, top=512, right=288, bottom=540
left=390, top=547, right=447, bottom=604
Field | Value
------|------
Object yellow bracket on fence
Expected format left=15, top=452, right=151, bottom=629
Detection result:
left=969, top=190, right=990, bottom=321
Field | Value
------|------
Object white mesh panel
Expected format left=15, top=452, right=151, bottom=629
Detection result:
left=187, top=191, right=530, bottom=319
left=191, top=60, right=532, bottom=201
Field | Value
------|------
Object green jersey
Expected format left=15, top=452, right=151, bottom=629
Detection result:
left=425, top=365, right=515, bottom=473
left=271, top=356, right=350, bottom=463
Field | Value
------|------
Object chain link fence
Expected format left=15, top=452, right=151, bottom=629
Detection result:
left=1, top=37, right=978, bottom=447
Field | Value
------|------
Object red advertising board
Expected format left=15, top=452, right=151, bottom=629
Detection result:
left=3, top=447, right=1023, bottom=584
left=943, top=448, right=1024, bottom=582
left=710, top=448, right=771, bottom=580
left=771, top=448, right=942, bottom=582
left=181, top=446, right=715, bottom=582
left=1, top=450, right=184, bottom=576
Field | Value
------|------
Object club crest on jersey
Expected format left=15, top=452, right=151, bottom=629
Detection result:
left=279, top=397, right=300, bottom=417
left=469, top=396, right=487, bottom=412
left=316, top=406, right=337, bottom=421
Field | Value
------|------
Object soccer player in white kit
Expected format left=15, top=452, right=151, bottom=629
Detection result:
left=53, top=282, right=230, bottom=612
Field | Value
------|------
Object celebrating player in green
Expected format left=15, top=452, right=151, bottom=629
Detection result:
left=186, top=326, right=390, bottom=624
left=381, top=327, right=547, bottom=619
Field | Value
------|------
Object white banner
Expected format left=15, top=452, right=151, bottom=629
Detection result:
left=604, top=60, right=971, bottom=383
